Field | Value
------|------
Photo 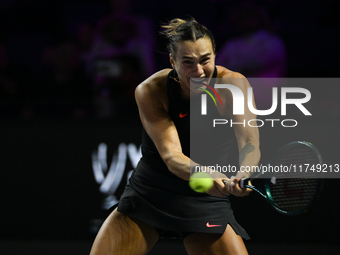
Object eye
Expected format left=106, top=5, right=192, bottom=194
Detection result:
left=183, top=60, right=193, bottom=65
left=201, top=58, right=210, bottom=64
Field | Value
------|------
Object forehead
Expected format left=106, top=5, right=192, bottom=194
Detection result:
left=175, top=38, right=214, bottom=59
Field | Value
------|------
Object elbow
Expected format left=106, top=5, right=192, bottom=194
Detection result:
left=161, top=150, right=176, bottom=171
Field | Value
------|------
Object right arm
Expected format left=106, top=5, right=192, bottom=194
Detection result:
left=135, top=69, right=192, bottom=181
left=135, top=69, right=230, bottom=196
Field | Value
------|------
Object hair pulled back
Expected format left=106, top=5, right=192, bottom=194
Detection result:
left=161, top=18, right=216, bottom=58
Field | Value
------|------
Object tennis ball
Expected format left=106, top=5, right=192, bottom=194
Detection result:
left=189, top=172, right=213, bottom=193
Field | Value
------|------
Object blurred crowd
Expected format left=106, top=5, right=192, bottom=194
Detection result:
left=0, top=0, right=339, bottom=120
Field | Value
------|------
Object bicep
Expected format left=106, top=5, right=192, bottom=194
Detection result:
left=135, top=84, right=182, bottom=161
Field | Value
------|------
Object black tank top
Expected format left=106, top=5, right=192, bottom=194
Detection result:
left=140, top=68, right=234, bottom=178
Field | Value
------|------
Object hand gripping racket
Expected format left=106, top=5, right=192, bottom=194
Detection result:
left=227, top=141, right=323, bottom=215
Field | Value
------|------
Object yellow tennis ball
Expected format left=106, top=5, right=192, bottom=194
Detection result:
left=189, top=172, right=213, bottom=193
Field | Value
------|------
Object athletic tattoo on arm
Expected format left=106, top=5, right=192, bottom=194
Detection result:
left=239, top=143, right=255, bottom=165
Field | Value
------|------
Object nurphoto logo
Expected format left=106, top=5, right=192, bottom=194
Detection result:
left=199, top=82, right=312, bottom=128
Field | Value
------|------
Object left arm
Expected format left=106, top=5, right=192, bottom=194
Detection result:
left=224, top=72, right=261, bottom=196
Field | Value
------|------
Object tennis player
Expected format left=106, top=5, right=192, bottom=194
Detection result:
left=90, top=17, right=260, bottom=255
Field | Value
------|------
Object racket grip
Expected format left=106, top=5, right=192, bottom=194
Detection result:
left=239, top=178, right=246, bottom=189
left=223, top=178, right=247, bottom=188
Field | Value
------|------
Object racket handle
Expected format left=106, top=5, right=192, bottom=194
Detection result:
left=239, top=178, right=247, bottom=189
left=223, top=178, right=247, bottom=188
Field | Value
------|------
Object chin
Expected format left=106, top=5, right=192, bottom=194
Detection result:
left=190, top=86, right=206, bottom=94
left=190, top=80, right=208, bottom=92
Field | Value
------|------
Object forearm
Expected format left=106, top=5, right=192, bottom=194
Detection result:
left=236, top=142, right=261, bottom=179
left=163, top=151, right=192, bottom=181
left=163, top=151, right=226, bottom=181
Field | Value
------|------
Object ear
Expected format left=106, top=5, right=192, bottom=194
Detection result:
left=169, top=54, right=175, bottom=69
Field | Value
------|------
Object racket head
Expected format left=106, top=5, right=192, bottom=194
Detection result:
left=264, top=141, right=323, bottom=215
left=265, top=178, right=323, bottom=215
left=267, top=141, right=323, bottom=170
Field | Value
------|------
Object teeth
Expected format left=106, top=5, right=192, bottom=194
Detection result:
left=191, top=77, right=206, bottom=83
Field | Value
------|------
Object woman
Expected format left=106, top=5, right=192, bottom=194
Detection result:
left=90, top=17, right=260, bottom=255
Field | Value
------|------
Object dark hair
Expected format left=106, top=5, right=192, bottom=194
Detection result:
left=161, top=18, right=216, bottom=58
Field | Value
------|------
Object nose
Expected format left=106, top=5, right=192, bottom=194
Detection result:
left=194, top=63, right=204, bottom=76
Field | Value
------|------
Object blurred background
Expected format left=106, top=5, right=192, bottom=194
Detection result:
left=1, top=0, right=339, bottom=254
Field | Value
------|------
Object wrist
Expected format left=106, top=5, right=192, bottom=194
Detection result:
left=191, top=165, right=201, bottom=175
left=235, top=170, right=252, bottom=179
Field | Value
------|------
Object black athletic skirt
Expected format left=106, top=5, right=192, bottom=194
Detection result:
left=117, top=159, right=250, bottom=239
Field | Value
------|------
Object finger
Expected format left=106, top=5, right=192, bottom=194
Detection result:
left=222, top=176, right=234, bottom=184
left=217, top=180, right=230, bottom=196
left=226, top=176, right=236, bottom=192
left=229, top=176, right=235, bottom=184
left=228, top=178, right=247, bottom=197
left=222, top=179, right=231, bottom=192
left=207, top=181, right=229, bottom=196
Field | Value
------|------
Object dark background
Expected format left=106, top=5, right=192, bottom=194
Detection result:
left=1, top=0, right=339, bottom=254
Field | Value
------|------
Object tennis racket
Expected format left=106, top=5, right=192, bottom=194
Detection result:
left=225, top=141, right=323, bottom=215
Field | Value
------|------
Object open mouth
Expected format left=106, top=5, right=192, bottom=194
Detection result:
left=189, top=77, right=208, bottom=94
left=190, top=77, right=206, bottom=83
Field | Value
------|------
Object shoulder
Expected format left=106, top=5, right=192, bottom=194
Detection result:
left=216, top=65, right=249, bottom=88
left=216, top=65, right=244, bottom=78
left=215, top=67, right=253, bottom=118
left=135, top=68, right=172, bottom=109
left=135, top=69, right=171, bottom=97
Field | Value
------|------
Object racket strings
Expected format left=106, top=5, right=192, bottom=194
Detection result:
left=269, top=179, right=319, bottom=212
left=268, top=144, right=321, bottom=213
left=271, top=146, right=320, bottom=178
